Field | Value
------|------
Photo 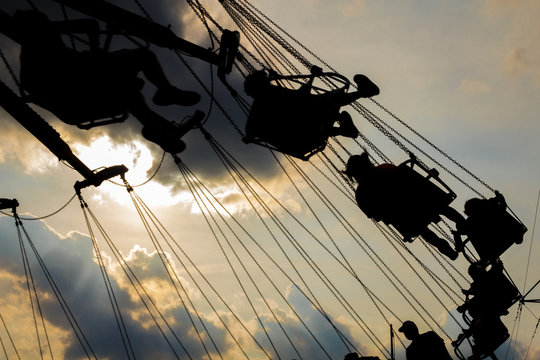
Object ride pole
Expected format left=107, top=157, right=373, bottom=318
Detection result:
left=390, top=324, right=395, bottom=360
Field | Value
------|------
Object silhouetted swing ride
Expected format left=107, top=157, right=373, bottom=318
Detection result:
left=0, top=0, right=537, bottom=359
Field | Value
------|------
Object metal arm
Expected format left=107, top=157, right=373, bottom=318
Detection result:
left=0, top=80, right=127, bottom=186
left=52, top=0, right=234, bottom=69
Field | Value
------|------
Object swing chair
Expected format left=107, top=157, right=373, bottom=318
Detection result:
left=14, top=9, right=135, bottom=130
left=243, top=68, right=361, bottom=160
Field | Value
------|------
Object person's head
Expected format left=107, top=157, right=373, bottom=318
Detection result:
left=344, top=352, right=360, bottom=360
left=344, top=152, right=373, bottom=180
left=468, top=262, right=487, bottom=281
left=463, top=198, right=484, bottom=217
left=244, top=70, right=269, bottom=97
left=399, top=320, right=419, bottom=340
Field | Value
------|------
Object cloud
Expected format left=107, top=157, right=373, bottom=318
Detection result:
left=0, top=217, right=230, bottom=359
left=458, top=79, right=491, bottom=95
left=482, top=0, right=540, bottom=85
left=503, top=48, right=540, bottom=80
left=0, top=214, right=374, bottom=359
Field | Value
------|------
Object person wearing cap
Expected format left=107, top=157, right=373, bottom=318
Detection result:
left=398, top=320, right=453, bottom=360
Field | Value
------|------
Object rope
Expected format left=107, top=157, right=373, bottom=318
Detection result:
left=124, top=184, right=217, bottom=360
left=174, top=158, right=274, bottom=359
left=15, top=213, right=97, bottom=359
left=17, top=215, right=49, bottom=360
left=78, top=195, right=188, bottom=359
left=175, top=156, right=336, bottom=359
left=523, top=187, right=540, bottom=293
left=177, top=162, right=284, bottom=359
left=523, top=316, right=540, bottom=360
left=202, top=134, right=397, bottom=357
left=0, top=312, right=21, bottom=360
left=78, top=196, right=136, bottom=360
left=0, top=194, right=77, bottom=221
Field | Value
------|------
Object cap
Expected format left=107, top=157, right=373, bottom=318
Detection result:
left=398, top=320, right=418, bottom=333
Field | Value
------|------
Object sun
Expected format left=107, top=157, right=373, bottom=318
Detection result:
left=72, top=135, right=186, bottom=207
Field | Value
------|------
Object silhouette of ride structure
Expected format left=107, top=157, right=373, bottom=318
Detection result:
left=0, top=1, right=534, bottom=360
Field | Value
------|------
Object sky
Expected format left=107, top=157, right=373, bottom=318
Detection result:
left=1, top=0, right=540, bottom=359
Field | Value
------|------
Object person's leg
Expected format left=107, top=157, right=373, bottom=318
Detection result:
left=111, top=48, right=200, bottom=106
left=330, top=74, right=380, bottom=107
left=441, top=206, right=466, bottom=229
left=330, top=111, right=359, bottom=138
left=127, top=93, right=186, bottom=153
left=420, top=228, right=459, bottom=260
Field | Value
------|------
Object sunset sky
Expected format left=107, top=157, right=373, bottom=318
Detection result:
left=1, top=0, right=540, bottom=359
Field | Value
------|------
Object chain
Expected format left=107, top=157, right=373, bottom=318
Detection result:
left=371, top=98, right=495, bottom=194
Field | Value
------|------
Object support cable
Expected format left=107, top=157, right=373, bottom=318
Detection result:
left=523, top=188, right=540, bottom=294
left=78, top=197, right=186, bottom=360
left=126, top=160, right=274, bottom=359
left=124, top=185, right=217, bottom=360
left=131, top=191, right=227, bottom=360
left=174, top=160, right=273, bottom=359
left=371, top=98, right=495, bottom=194
left=210, top=136, right=367, bottom=355
left=16, top=215, right=97, bottom=359
left=203, top=136, right=396, bottom=357
left=177, top=164, right=285, bottom=359
left=0, top=311, right=21, bottom=360
left=17, top=215, right=47, bottom=360
left=176, top=157, right=335, bottom=359
left=79, top=198, right=136, bottom=360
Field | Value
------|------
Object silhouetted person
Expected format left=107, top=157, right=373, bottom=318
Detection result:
left=14, top=10, right=200, bottom=153
left=453, top=191, right=526, bottom=260
left=399, top=320, right=453, bottom=360
left=345, top=152, right=464, bottom=260
left=344, top=352, right=380, bottom=360
left=344, top=353, right=360, bottom=360
left=243, top=68, right=379, bottom=158
left=457, top=260, right=519, bottom=319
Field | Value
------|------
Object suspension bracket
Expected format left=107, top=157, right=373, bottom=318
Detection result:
left=0, top=198, right=19, bottom=212
left=74, top=165, right=128, bottom=194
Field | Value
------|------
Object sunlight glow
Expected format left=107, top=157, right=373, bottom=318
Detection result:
left=72, top=136, right=187, bottom=207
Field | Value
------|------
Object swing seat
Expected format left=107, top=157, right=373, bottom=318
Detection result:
left=465, top=208, right=527, bottom=262
left=470, top=317, right=509, bottom=359
left=244, top=71, right=350, bottom=160
left=453, top=316, right=509, bottom=360
left=23, top=76, right=145, bottom=130
left=458, top=262, right=520, bottom=319
left=380, top=157, right=457, bottom=238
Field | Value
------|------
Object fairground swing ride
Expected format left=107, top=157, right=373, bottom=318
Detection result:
left=0, top=0, right=538, bottom=359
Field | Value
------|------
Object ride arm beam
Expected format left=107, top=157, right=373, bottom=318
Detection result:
left=52, top=0, right=221, bottom=66
left=0, top=79, right=97, bottom=180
